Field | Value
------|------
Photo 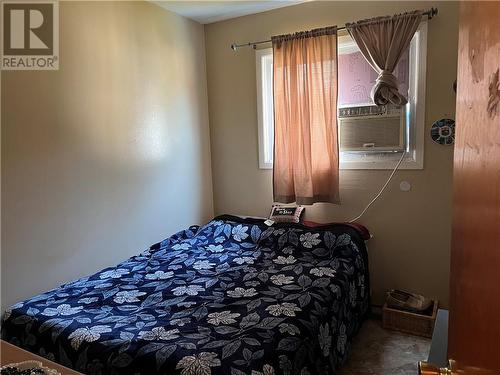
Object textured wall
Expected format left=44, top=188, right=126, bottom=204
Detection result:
left=205, top=1, right=458, bottom=307
left=1, top=1, right=213, bottom=309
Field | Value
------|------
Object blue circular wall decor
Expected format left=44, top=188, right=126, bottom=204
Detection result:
left=431, top=118, right=455, bottom=145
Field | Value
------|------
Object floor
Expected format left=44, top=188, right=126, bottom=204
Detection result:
left=338, top=319, right=431, bottom=375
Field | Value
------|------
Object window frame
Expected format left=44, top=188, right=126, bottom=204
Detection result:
left=255, top=22, right=428, bottom=170
left=256, top=48, right=274, bottom=169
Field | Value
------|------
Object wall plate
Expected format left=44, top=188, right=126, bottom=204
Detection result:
left=431, top=118, right=455, bottom=145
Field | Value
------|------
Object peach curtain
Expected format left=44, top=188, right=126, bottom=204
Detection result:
left=346, top=11, right=422, bottom=106
left=272, top=26, right=340, bottom=205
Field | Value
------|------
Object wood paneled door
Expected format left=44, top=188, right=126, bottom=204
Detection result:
left=421, top=2, right=500, bottom=374
left=421, top=2, right=500, bottom=375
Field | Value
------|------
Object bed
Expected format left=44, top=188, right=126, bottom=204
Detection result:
left=2, top=215, right=370, bottom=375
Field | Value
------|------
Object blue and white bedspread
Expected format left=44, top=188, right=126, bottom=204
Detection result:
left=2, top=215, right=369, bottom=375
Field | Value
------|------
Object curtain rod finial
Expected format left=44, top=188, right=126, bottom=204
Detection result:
left=429, top=8, right=438, bottom=19
left=230, top=43, right=238, bottom=51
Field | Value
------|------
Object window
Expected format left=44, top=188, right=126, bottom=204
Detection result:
left=256, top=23, right=427, bottom=170
left=256, top=49, right=274, bottom=169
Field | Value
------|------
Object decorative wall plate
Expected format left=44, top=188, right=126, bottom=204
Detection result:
left=430, top=118, right=455, bottom=145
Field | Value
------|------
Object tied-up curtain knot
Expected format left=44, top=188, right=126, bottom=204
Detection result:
left=373, top=69, right=405, bottom=105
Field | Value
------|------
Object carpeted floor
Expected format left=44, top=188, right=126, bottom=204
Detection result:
left=338, top=319, right=431, bottom=375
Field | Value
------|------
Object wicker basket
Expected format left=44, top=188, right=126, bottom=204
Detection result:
left=382, top=300, right=438, bottom=338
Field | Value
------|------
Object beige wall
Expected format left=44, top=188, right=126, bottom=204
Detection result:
left=205, top=1, right=458, bottom=307
left=1, top=1, right=213, bottom=309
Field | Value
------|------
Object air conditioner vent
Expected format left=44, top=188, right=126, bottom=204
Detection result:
left=338, top=105, right=405, bottom=152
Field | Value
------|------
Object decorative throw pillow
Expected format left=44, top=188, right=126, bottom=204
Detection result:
left=269, top=205, right=305, bottom=223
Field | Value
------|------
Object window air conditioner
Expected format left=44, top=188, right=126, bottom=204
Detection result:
left=338, top=104, right=405, bottom=152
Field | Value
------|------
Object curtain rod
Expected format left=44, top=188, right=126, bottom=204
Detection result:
left=230, top=7, right=437, bottom=51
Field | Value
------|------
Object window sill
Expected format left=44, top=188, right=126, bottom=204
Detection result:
left=340, top=159, right=423, bottom=170
left=259, top=155, right=424, bottom=170
left=340, top=151, right=423, bottom=170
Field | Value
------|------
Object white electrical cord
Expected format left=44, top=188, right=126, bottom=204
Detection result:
left=348, top=151, right=406, bottom=223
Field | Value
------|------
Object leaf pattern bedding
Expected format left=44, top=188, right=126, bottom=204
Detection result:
left=1, top=215, right=370, bottom=375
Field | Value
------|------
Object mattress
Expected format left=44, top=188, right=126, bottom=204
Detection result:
left=2, top=215, right=370, bottom=375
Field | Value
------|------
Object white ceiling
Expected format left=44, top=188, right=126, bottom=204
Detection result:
left=153, top=1, right=307, bottom=24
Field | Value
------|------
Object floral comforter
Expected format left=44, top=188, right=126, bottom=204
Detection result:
left=2, top=215, right=369, bottom=375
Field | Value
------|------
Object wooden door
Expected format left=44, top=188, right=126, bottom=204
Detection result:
left=448, top=2, right=500, bottom=374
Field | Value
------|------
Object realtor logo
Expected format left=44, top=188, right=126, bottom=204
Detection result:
left=1, top=0, right=59, bottom=70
